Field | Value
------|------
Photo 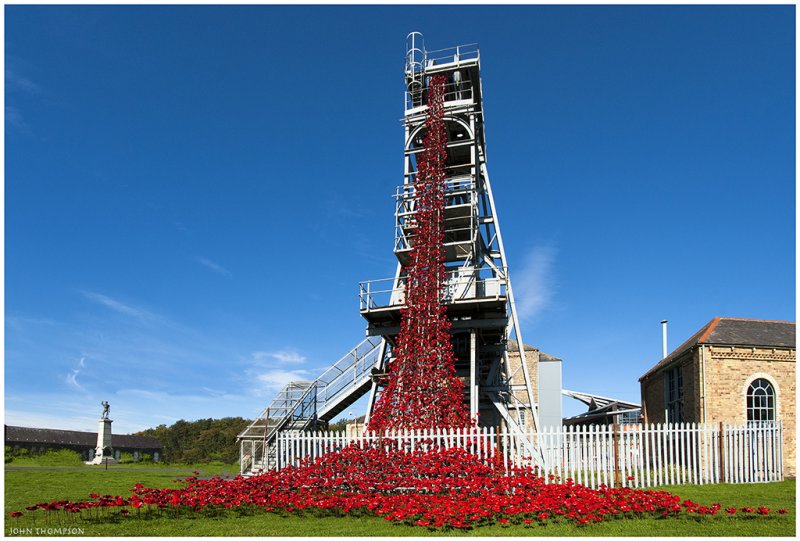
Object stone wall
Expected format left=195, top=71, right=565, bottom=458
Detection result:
left=640, top=351, right=696, bottom=423
left=642, top=345, right=796, bottom=477
left=702, top=345, right=796, bottom=476
left=505, top=341, right=538, bottom=431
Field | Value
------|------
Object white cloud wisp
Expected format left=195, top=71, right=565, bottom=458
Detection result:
left=514, top=246, right=558, bottom=322
left=196, top=257, right=232, bottom=277
left=252, top=349, right=306, bottom=365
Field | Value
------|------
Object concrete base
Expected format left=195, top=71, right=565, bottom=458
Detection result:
left=85, top=456, right=118, bottom=466
left=86, top=417, right=116, bottom=465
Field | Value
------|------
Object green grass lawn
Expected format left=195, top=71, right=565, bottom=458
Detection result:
left=5, top=450, right=239, bottom=477
left=4, top=464, right=795, bottom=536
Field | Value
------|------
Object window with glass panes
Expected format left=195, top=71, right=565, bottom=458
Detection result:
left=665, top=367, right=683, bottom=423
left=746, top=378, right=775, bottom=424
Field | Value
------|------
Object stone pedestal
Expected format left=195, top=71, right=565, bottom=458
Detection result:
left=86, top=418, right=117, bottom=465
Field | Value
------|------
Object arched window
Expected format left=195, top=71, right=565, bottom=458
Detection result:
left=746, top=378, right=776, bottom=424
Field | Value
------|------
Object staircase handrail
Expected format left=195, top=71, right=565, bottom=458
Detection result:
left=311, top=337, right=383, bottom=411
left=237, top=381, right=313, bottom=439
left=239, top=337, right=383, bottom=446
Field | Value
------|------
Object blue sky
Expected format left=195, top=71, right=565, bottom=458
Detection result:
left=5, top=5, right=795, bottom=433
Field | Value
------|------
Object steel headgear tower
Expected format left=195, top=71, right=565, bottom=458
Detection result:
left=359, top=33, right=541, bottom=443
left=237, top=34, right=543, bottom=474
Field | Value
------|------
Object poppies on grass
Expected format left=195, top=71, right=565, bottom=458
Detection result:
left=13, top=443, right=787, bottom=529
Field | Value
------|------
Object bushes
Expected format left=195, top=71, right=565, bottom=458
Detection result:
left=7, top=448, right=84, bottom=466
left=6, top=445, right=29, bottom=463
left=40, top=449, right=85, bottom=466
left=117, top=452, right=136, bottom=464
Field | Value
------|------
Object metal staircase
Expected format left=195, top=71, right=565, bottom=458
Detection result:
left=238, top=336, right=385, bottom=474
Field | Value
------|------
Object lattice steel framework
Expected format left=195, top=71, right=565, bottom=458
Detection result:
left=359, top=33, right=541, bottom=455
left=238, top=33, right=544, bottom=475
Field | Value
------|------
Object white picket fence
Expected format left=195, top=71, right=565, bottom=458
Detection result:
left=271, top=421, right=782, bottom=488
left=538, top=422, right=783, bottom=488
left=274, top=426, right=504, bottom=471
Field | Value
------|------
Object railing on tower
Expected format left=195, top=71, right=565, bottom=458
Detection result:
left=405, top=81, right=476, bottom=111
left=359, top=266, right=507, bottom=312
left=404, top=36, right=480, bottom=111
left=424, top=43, right=480, bottom=67
left=405, top=40, right=480, bottom=78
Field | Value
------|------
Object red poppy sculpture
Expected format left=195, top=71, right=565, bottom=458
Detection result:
left=369, top=74, right=471, bottom=431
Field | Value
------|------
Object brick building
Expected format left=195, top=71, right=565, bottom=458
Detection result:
left=639, top=317, right=795, bottom=476
left=492, top=340, right=563, bottom=430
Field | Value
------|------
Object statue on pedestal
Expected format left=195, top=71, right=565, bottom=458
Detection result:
left=86, top=401, right=117, bottom=465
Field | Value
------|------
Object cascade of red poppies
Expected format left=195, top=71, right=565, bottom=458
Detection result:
left=369, top=75, right=471, bottom=431
left=15, top=450, right=786, bottom=530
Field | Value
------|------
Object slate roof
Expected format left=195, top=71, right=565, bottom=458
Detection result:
left=539, top=352, right=562, bottom=362
left=640, top=317, right=795, bottom=380
left=506, top=340, right=562, bottom=362
left=4, top=425, right=162, bottom=449
left=506, top=339, right=538, bottom=352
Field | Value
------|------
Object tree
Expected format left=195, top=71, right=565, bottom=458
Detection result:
left=135, top=417, right=251, bottom=464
